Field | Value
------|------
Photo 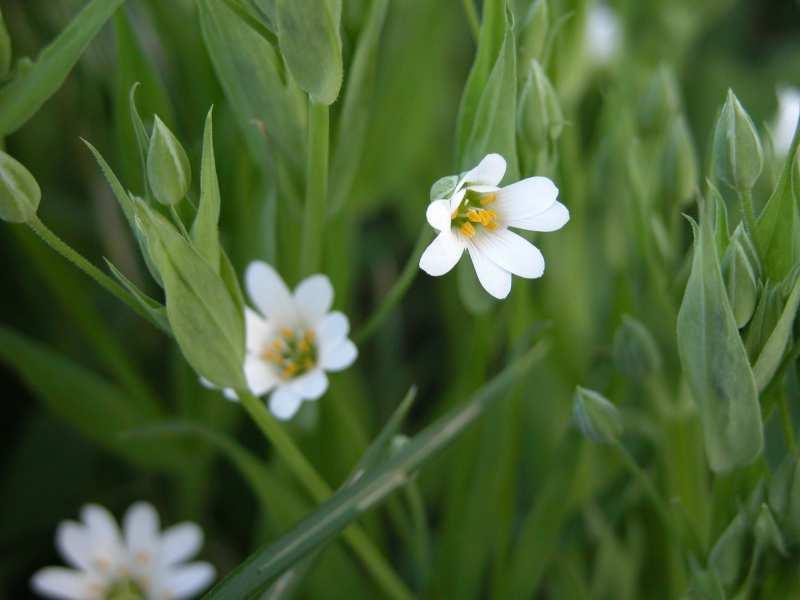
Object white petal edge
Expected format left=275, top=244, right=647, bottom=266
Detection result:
left=472, top=229, right=545, bottom=279
left=55, top=522, right=92, bottom=570
left=294, top=275, right=334, bottom=325
left=123, top=502, right=160, bottom=555
left=467, top=244, right=512, bottom=299
left=159, top=523, right=203, bottom=566
left=269, top=386, right=303, bottom=420
left=426, top=199, right=452, bottom=232
left=244, top=354, right=278, bottom=396
left=495, top=176, right=559, bottom=227
left=419, top=231, right=465, bottom=277
left=81, top=504, right=121, bottom=548
left=460, top=153, right=507, bottom=187
left=245, top=261, right=296, bottom=323
left=315, top=311, right=350, bottom=346
left=319, top=339, right=358, bottom=372
left=245, top=307, right=273, bottom=353
left=288, top=369, right=328, bottom=400
left=508, top=201, right=570, bottom=232
left=30, top=568, right=91, bottom=600
left=162, top=563, right=216, bottom=600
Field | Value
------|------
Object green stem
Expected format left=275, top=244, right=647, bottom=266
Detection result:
left=780, top=393, right=797, bottom=453
left=169, top=204, right=190, bottom=238
left=238, top=391, right=414, bottom=600
left=26, top=216, right=164, bottom=330
left=613, top=440, right=674, bottom=532
left=300, top=100, right=330, bottom=277
left=461, top=0, right=480, bottom=41
left=354, top=227, right=433, bottom=345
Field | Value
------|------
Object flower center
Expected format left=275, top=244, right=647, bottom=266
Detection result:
left=260, top=327, right=318, bottom=380
left=450, top=190, right=499, bottom=237
left=104, top=578, right=146, bottom=600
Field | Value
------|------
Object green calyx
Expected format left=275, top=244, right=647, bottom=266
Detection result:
left=105, top=578, right=146, bottom=600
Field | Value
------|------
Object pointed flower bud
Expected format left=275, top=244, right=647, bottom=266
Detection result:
left=711, top=90, right=764, bottom=192
left=572, top=386, right=622, bottom=444
left=0, top=151, right=40, bottom=223
left=147, top=116, right=191, bottom=206
left=518, top=61, right=564, bottom=151
left=638, top=66, right=680, bottom=135
left=0, top=8, right=10, bottom=79
left=612, top=315, right=662, bottom=381
left=722, top=233, right=759, bottom=329
left=754, top=503, right=787, bottom=556
left=661, top=115, right=698, bottom=207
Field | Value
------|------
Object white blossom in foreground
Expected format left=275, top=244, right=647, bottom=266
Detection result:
left=420, top=153, right=569, bottom=299
left=242, top=262, right=357, bottom=420
left=772, top=86, right=800, bottom=157
left=586, top=2, right=621, bottom=64
left=31, top=502, right=214, bottom=600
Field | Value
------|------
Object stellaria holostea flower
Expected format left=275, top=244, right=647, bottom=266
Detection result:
left=586, top=2, right=621, bottom=64
left=31, top=502, right=214, bottom=600
left=772, top=86, right=800, bottom=157
left=419, top=153, right=569, bottom=299
left=239, top=261, right=357, bottom=420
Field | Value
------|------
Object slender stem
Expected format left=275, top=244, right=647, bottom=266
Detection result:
left=26, top=216, right=164, bottom=331
left=354, top=227, right=433, bottom=345
left=780, top=393, right=797, bottom=453
left=461, top=0, right=480, bottom=41
left=238, top=391, right=414, bottom=600
left=300, top=100, right=330, bottom=277
left=613, top=440, right=674, bottom=531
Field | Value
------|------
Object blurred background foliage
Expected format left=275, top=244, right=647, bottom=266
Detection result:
left=2, top=0, right=800, bottom=598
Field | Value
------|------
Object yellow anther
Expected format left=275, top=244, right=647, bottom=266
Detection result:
left=298, top=338, right=311, bottom=353
left=460, top=221, right=476, bottom=237
left=485, top=220, right=498, bottom=231
left=304, top=329, right=316, bottom=341
left=303, top=358, right=315, bottom=370
left=480, top=192, right=497, bottom=206
left=283, top=362, right=299, bottom=378
left=280, top=327, right=295, bottom=339
left=466, top=209, right=483, bottom=223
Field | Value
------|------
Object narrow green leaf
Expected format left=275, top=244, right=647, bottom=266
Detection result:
left=205, top=343, right=547, bottom=598
left=191, top=108, right=222, bottom=270
left=275, top=0, right=342, bottom=105
left=329, top=0, right=389, bottom=213
left=0, top=0, right=127, bottom=135
left=0, top=8, right=11, bottom=80
left=677, top=203, right=763, bottom=472
left=0, top=151, right=40, bottom=223
left=104, top=259, right=170, bottom=334
left=753, top=271, right=800, bottom=391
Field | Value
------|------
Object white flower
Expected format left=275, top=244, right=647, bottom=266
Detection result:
left=241, top=261, right=357, bottom=420
left=772, top=85, right=800, bottom=157
left=419, top=153, right=569, bottom=299
left=31, top=502, right=215, bottom=600
left=586, top=2, right=621, bottom=64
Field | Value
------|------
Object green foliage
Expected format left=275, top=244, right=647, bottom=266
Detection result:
left=711, top=90, right=764, bottom=193
left=146, top=116, right=191, bottom=206
left=572, top=386, right=623, bottom=444
left=0, top=151, right=39, bottom=223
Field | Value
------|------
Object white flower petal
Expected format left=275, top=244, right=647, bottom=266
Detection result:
left=315, top=311, right=350, bottom=345
left=419, top=231, right=465, bottom=277
left=245, top=261, right=296, bottom=322
left=473, top=229, right=545, bottom=279
left=244, top=354, right=278, bottom=396
left=81, top=504, right=121, bottom=548
left=586, top=3, right=620, bottom=63
left=510, top=201, right=570, bottom=232
left=245, top=307, right=273, bottom=353
left=159, top=523, right=203, bottom=566
left=289, top=369, right=328, bottom=400
left=426, top=199, right=452, bottom=232
left=162, top=563, right=216, bottom=599
left=294, top=275, right=334, bottom=325
left=123, top=502, right=160, bottom=556
left=461, top=153, right=507, bottom=187
left=269, top=386, right=303, bottom=420
left=448, top=187, right=467, bottom=213
left=467, top=243, right=512, bottom=299
left=223, top=388, right=239, bottom=402
left=319, top=339, right=358, bottom=372
left=774, top=86, right=800, bottom=156
left=31, top=567, right=92, bottom=600
left=55, top=522, right=92, bottom=570
left=495, top=176, right=559, bottom=226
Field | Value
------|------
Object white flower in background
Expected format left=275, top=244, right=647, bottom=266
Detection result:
left=241, top=262, right=357, bottom=420
left=419, top=153, right=569, bottom=299
left=772, top=86, right=800, bottom=157
left=31, top=502, right=214, bottom=600
left=586, top=2, right=621, bottom=64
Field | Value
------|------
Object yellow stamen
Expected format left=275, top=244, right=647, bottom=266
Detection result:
left=304, top=329, right=316, bottom=342
left=298, top=338, right=311, bottom=353
left=467, top=209, right=483, bottom=223
left=303, top=358, right=315, bottom=370
left=460, top=221, right=476, bottom=237
left=485, top=221, right=498, bottom=231
left=283, top=362, right=299, bottom=378
left=480, top=192, right=497, bottom=206
left=280, top=327, right=294, bottom=339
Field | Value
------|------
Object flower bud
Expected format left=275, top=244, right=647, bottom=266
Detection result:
left=572, top=386, right=622, bottom=444
left=518, top=0, right=549, bottom=69
left=429, top=175, right=458, bottom=202
left=518, top=60, right=563, bottom=151
left=722, top=233, right=759, bottom=329
left=638, top=66, right=680, bottom=135
left=711, top=90, right=764, bottom=192
left=0, top=151, right=40, bottom=223
left=754, top=503, right=786, bottom=556
left=661, top=115, right=698, bottom=207
left=0, top=8, right=11, bottom=80
left=147, top=116, right=191, bottom=206
left=612, top=315, right=662, bottom=380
